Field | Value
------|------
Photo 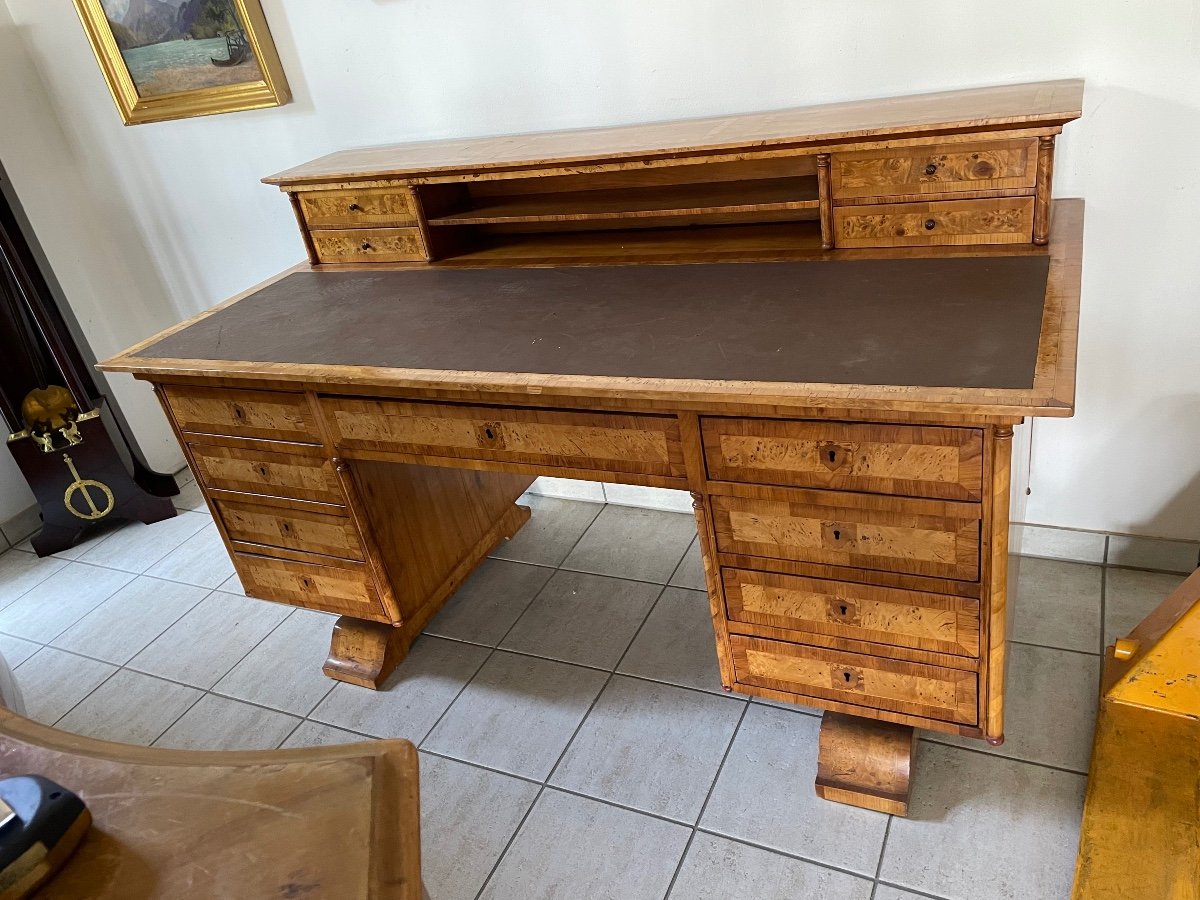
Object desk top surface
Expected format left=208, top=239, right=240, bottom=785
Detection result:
left=102, top=202, right=1082, bottom=419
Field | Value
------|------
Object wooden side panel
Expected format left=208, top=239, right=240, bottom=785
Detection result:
left=234, top=551, right=389, bottom=622
left=216, top=498, right=364, bottom=561
left=731, top=634, right=978, bottom=724
left=162, top=384, right=318, bottom=444
left=831, top=139, right=1038, bottom=199
left=299, top=187, right=418, bottom=228
left=723, top=568, right=980, bottom=657
left=834, top=197, right=1034, bottom=248
left=311, top=228, right=427, bottom=263
left=711, top=493, right=981, bottom=581
left=702, top=418, right=983, bottom=500
left=189, top=444, right=344, bottom=505
left=323, top=398, right=687, bottom=480
left=350, top=460, right=534, bottom=621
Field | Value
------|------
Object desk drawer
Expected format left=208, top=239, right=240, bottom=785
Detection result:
left=831, top=139, right=1037, bottom=200
left=311, top=228, right=426, bottom=264
left=164, top=384, right=318, bottom=444
left=702, top=418, right=983, bottom=501
left=711, top=493, right=980, bottom=581
left=731, top=635, right=977, bottom=724
left=299, top=187, right=418, bottom=229
left=216, top=499, right=364, bottom=561
left=833, top=197, right=1034, bottom=248
left=234, top=551, right=389, bottom=622
left=190, top=444, right=344, bottom=505
left=723, top=568, right=979, bottom=657
left=322, top=398, right=687, bottom=479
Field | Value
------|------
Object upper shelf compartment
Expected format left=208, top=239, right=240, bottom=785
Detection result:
left=426, top=177, right=820, bottom=229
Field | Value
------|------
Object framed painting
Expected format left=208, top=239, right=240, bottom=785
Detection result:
left=73, top=0, right=290, bottom=125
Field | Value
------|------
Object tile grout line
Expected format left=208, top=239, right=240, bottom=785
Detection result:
left=470, top=508, right=671, bottom=900
left=660, top=699, right=751, bottom=900
left=868, top=815, right=893, bottom=899
left=917, top=735, right=1090, bottom=777
left=873, top=878, right=958, bottom=900
left=691, top=827, right=884, bottom=886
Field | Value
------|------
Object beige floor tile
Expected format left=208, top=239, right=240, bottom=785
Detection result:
left=14, top=647, right=116, bottom=725
left=1107, top=534, right=1199, bottom=573
left=128, top=589, right=291, bottom=688
left=154, top=694, right=300, bottom=750
left=490, top=495, right=603, bottom=566
left=480, top=789, right=689, bottom=900
left=423, top=650, right=607, bottom=780
left=1012, top=557, right=1102, bottom=653
left=214, top=608, right=338, bottom=715
left=51, top=576, right=207, bottom=664
left=425, top=559, right=554, bottom=647
left=562, top=505, right=696, bottom=583
left=880, top=743, right=1085, bottom=900
left=1104, top=568, right=1188, bottom=646
left=420, top=752, right=539, bottom=900
left=144, top=522, right=236, bottom=588
left=0, top=550, right=68, bottom=610
left=280, top=721, right=369, bottom=749
left=0, top=632, right=40, bottom=668
left=75, top=511, right=209, bottom=574
left=669, top=833, right=873, bottom=900
left=668, top=539, right=707, bottom=591
left=618, top=587, right=726, bottom=693
left=56, top=669, right=202, bottom=745
left=0, top=562, right=134, bottom=642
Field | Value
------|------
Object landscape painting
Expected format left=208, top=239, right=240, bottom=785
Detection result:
left=74, top=0, right=290, bottom=124
left=102, top=0, right=264, bottom=96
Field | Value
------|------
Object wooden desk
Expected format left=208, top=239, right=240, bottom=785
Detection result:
left=99, top=83, right=1084, bottom=815
left=0, top=708, right=422, bottom=898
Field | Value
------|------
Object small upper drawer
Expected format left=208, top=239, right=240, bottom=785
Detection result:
left=216, top=498, right=364, bottom=561
left=322, top=398, right=687, bottom=480
left=234, top=551, right=390, bottom=622
left=163, top=384, right=318, bottom=444
left=190, top=444, right=344, bottom=506
left=311, top=228, right=427, bottom=264
left=299, top=187, right=418, bottom=228
left=702, top=418, right=983, bottom=501
left=833, top=197, right=1034, bottom=248
left=730, top=634, right=978, bottom=724
left=711, top=493, right=980, bottom=581
left=723, top=568, right=980, bottom=657
left=831, top=139, right=1038, bottom=200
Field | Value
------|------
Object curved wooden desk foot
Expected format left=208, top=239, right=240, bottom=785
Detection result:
left=325, top=502, right=532, bottom=689
left=815, top=713, right=917, bottom=816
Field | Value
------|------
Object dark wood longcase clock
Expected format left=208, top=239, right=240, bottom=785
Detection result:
left=1, top=163, right=178, bottom=555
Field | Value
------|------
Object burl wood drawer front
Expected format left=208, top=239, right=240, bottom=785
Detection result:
left=190, top=445, right=344, bottom=506
left=164, top=384, right=318, bottom=444
left=299, top=187, right=417, bottom=228
left=234, top=552, right=388, bottom=622
left=834, top=197, right=1034, bottom=248
left=711, top=494, right=980, bottom=581
left=702, top=418, right=983, bottom=501
left=322, top=398, right=687, bottom=479
left=723, top=568, right=980, bottom=657
left=831, top=139, right=1037, bottom=200
left=311, top=228, right=426, bottom=264
left=731, top=635, right=978, bottom=725
left=216, top=499, right=364, bottom=561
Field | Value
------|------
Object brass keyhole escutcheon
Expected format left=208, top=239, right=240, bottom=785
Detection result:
left=817, top=441, right=853, bottom=472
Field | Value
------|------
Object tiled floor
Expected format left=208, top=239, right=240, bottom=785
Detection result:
left=0, top=479, right=1186, bottom=900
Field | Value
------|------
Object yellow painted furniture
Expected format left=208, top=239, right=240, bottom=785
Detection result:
left=1072, top=567, right=1200, bottom=899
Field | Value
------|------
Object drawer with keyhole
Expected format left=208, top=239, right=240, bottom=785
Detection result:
left=701, top=418, right=983, bottom=500
left=730, top=634, right=978, bottom=725
left=216, top=498, right=364, bottom=561
left=722, top=567, right=980, bottom=656
left=710, top=492, right=981, bottom=581
left=188, top=443, right=344, bottom=505
left=163, top=384, right=319, bottom=444
left=233, top=551, right=388, bottom=622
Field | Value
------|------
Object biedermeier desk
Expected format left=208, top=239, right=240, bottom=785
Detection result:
left=100, top=81, right=1084, bottom=815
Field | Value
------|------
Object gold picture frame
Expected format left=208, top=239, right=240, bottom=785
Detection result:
left=73, top=0, right=290, bottom=126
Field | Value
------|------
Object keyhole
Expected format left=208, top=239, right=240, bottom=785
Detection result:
left=839, top=604, right=848, bottom=616
left=232, top=405, right=245, bottom=420
left=256, top=465, right=268, bottom=478
left=485, top=427, right=495, bottom=440
left=842, top=671, right=852, bottom=683
left=833, top=529, right=841, bottom=541
left=828, top=450, right=836, bottom=462
left=300, top=577, right=313, bottom=590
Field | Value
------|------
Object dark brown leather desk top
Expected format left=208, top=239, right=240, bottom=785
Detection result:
left=135, top=256, right=1049, bottom=390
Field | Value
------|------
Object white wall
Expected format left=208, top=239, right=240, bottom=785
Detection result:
left=2, top=0, right=1198, bottom=539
